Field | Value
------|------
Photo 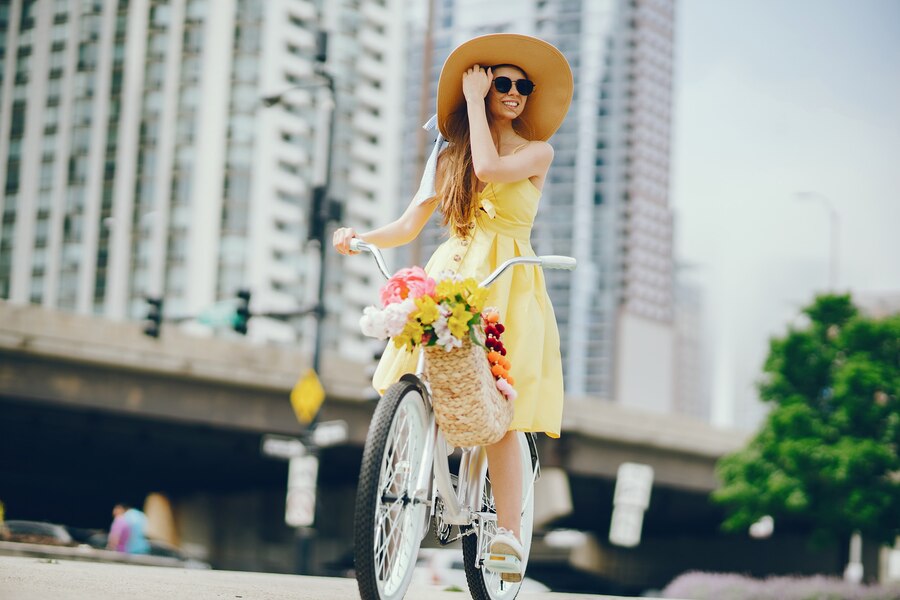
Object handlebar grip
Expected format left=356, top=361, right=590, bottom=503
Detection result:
left=349, top=238, right=364, bottom=252
left=539, top=256, right=577, bottom=270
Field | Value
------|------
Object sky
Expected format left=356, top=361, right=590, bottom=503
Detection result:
left=670, top=0, right=900, bottom=427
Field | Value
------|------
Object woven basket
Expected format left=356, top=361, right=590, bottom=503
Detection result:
left=423, top=332, right=514, bottom=447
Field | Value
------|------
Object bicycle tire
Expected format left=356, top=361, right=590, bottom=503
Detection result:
left=354, top=379, right=430, bottom=600
left=462, top=432, right=536, bottom=600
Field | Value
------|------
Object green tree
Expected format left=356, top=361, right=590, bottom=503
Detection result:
left=713, top=294, right=900, bottom=544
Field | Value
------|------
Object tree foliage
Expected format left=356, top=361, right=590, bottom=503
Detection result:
left=713, top=294, right=900, bottom=544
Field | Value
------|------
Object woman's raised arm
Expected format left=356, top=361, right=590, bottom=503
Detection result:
left=333, top=191, right=439, bottom=255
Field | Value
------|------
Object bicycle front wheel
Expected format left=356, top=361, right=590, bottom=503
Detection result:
left=462, top=431, right=536, bottom=600
left=354, top=379, right=430, bottom=600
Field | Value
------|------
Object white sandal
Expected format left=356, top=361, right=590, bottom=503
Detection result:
left=484, top=527, right=524, bottom=583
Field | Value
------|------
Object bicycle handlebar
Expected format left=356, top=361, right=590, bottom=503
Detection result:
left=349, top=238, right=577, bottom=285
left=350, top=239, right=392, bottom=280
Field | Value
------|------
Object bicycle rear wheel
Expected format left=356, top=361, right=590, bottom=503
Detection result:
left=354, top=379, right=430, bottom=600
left=462, top=432, right=536, bottom=600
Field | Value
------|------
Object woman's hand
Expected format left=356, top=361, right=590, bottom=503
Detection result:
left=332, top=226, right=359, bottom=255
left=462, top=65, right=492, bottom=103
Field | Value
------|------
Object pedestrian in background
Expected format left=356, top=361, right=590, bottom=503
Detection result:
left=107, top=502, right=151, bottom=554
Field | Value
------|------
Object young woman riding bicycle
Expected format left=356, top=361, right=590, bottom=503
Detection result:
left=333, top=33, right=574, bottom=584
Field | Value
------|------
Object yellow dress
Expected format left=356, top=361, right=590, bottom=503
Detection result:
left=372, top=179, right=565, bottom=438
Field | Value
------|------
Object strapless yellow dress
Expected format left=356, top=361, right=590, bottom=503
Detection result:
left=372, top=179, right=565, bottom=438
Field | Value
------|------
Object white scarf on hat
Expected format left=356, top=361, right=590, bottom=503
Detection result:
left=412, top=115, right=448, bottom=206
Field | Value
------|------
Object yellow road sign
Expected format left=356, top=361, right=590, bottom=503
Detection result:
left=290, top=369, right=325, bottom=425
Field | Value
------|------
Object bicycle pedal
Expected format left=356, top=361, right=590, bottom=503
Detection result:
left=482, top=552, right=522, bottom=575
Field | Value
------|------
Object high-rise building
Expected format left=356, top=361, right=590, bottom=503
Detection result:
left=403, top=0, right=677, bottom=410
left=673, top=267, right=711, bottom=421
left=0, top=0, right=406, bottom=363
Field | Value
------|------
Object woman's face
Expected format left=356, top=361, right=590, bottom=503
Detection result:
left=486, top=65, right=528, bottom=122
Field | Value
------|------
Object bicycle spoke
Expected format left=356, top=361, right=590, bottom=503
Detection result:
left=370, top=399, right=424, bottom=595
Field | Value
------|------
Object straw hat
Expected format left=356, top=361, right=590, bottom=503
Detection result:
left=436, top=33, right=573, bottom=142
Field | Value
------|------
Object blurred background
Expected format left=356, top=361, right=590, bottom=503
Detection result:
left=0, top=0, right=897, bottom=596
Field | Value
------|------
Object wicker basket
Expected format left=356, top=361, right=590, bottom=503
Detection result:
left=423, top=332, right=514, bottom=447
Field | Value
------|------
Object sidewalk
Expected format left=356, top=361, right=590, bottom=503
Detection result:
left=0, top=556, right=649, bottom=600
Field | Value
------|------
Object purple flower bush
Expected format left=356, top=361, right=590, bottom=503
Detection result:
left=662, top=571, right=900, bottom=600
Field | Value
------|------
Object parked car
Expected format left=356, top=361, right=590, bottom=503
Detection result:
left=2, top=520, right=74, bottom=546
left=1, top=520, right=208, bottom=569
left=86, top=532, right=210, bottom=569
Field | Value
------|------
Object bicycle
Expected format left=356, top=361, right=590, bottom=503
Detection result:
left=348, top=239, right=576, bottom=600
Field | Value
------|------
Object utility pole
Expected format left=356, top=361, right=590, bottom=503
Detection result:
left=260, top=37, right=340, bottom=379
left=260, top=27, right=339, bottom=578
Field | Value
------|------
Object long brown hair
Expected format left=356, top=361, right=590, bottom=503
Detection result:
left=437, top=109, right=481, bottom=239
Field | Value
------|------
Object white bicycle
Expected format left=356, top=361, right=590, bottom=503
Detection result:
left=349, top=239, right=576, bottom=600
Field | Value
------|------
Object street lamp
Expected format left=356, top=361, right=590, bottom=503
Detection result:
left=261, top=36, right=340, bottom=578
left=797, top=192, right=861, bottom=582
left=262, top=45, right=339, bottom=380
left=795, top=191, right=840, bottom=291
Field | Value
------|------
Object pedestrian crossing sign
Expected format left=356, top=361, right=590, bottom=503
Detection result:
left=290, top=369, right=325, bottom=425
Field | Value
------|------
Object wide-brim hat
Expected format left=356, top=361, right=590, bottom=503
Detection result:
left=436, top=33, right=573, bottom=142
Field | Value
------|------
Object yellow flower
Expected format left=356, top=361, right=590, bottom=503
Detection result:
left=465, top=286, right=488, bottom=312
left=412, top=296, right=440, bottom=325
left=448, top=304, right=473, bottom=339
left=435, top=278, right=463, bottom=299
left=392, top=334, right=411, bottom=351
left=391, top=320, right=425, bottom=352
left=402, top=319, right=425, bottom=345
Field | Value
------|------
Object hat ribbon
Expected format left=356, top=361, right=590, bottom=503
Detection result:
left=412, top=115, right=448, bottom=206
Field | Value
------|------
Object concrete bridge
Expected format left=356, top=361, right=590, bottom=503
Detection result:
left=1, top=301, right=848, bottom=594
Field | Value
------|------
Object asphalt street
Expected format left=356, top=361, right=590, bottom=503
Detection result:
left=0, top=556, right=649, bottom=600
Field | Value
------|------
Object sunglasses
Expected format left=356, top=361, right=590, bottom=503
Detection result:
left=493, top=76, right=536, bottom=96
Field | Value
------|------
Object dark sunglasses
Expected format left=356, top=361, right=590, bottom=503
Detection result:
left=493, top=76, right=536, bottom=96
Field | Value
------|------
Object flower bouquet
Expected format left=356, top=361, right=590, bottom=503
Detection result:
left=360, top=267, right=516, bottom=446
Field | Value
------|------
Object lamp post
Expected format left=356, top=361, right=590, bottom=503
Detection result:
left=261, top=39, right=338, bottom=379
left=795, top=191, right=840, bottom=291
left=797, top=193, right=860, bottom=582
left=261, top=33, right=339, bottom=577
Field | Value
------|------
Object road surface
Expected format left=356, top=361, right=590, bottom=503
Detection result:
left=0, top=556, right=652, bottom=599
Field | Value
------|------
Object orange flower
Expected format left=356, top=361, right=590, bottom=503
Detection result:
left=500, top=356, right=511, bottom=370
left=506, top=375, right=515, bottom=386
left=487, top=351, right=502, bottom=364
left=485, top=312, right=500, bottom=324
left=491, top=364, right=507, bottom=378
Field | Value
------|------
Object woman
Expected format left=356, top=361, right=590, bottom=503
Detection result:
left=334, top=33, right=573, bottom=582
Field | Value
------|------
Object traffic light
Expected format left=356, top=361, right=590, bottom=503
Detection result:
left=143, top=297, right=163, bottom=338
left=308, top=186, right=343, bottom=243
left=233, top=289, right=252, bottom=335
left=308, top=186, right=327, bottom=243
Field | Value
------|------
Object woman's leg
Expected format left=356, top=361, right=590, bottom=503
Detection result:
left=485, top=430, right=522, bottom=538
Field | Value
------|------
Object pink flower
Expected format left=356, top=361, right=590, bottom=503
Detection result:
left=379, top=266, right=436, bottom=307
left=495, top=377, right=517, bottom=402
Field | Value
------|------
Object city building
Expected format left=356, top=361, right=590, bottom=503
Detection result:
left=403, top=0, right=678, bottom=411
left=0, top=0, right=405, bottom=364
left=673, top=266, right=711, bottom=421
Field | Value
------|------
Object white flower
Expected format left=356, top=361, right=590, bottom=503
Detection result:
left=382, top=298, right=416, bottom=337
left=436, top=332, right=462, bottom=351
left=436, top=269, right=463, bottom=282
left=430, top=314, right=460, bottom=351
left=360, top=306, right=389, bottom=339
left=433, top=313, right=449, bottom=333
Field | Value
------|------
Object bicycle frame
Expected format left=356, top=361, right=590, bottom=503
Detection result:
left=350, top=239, right=566, bottom=536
